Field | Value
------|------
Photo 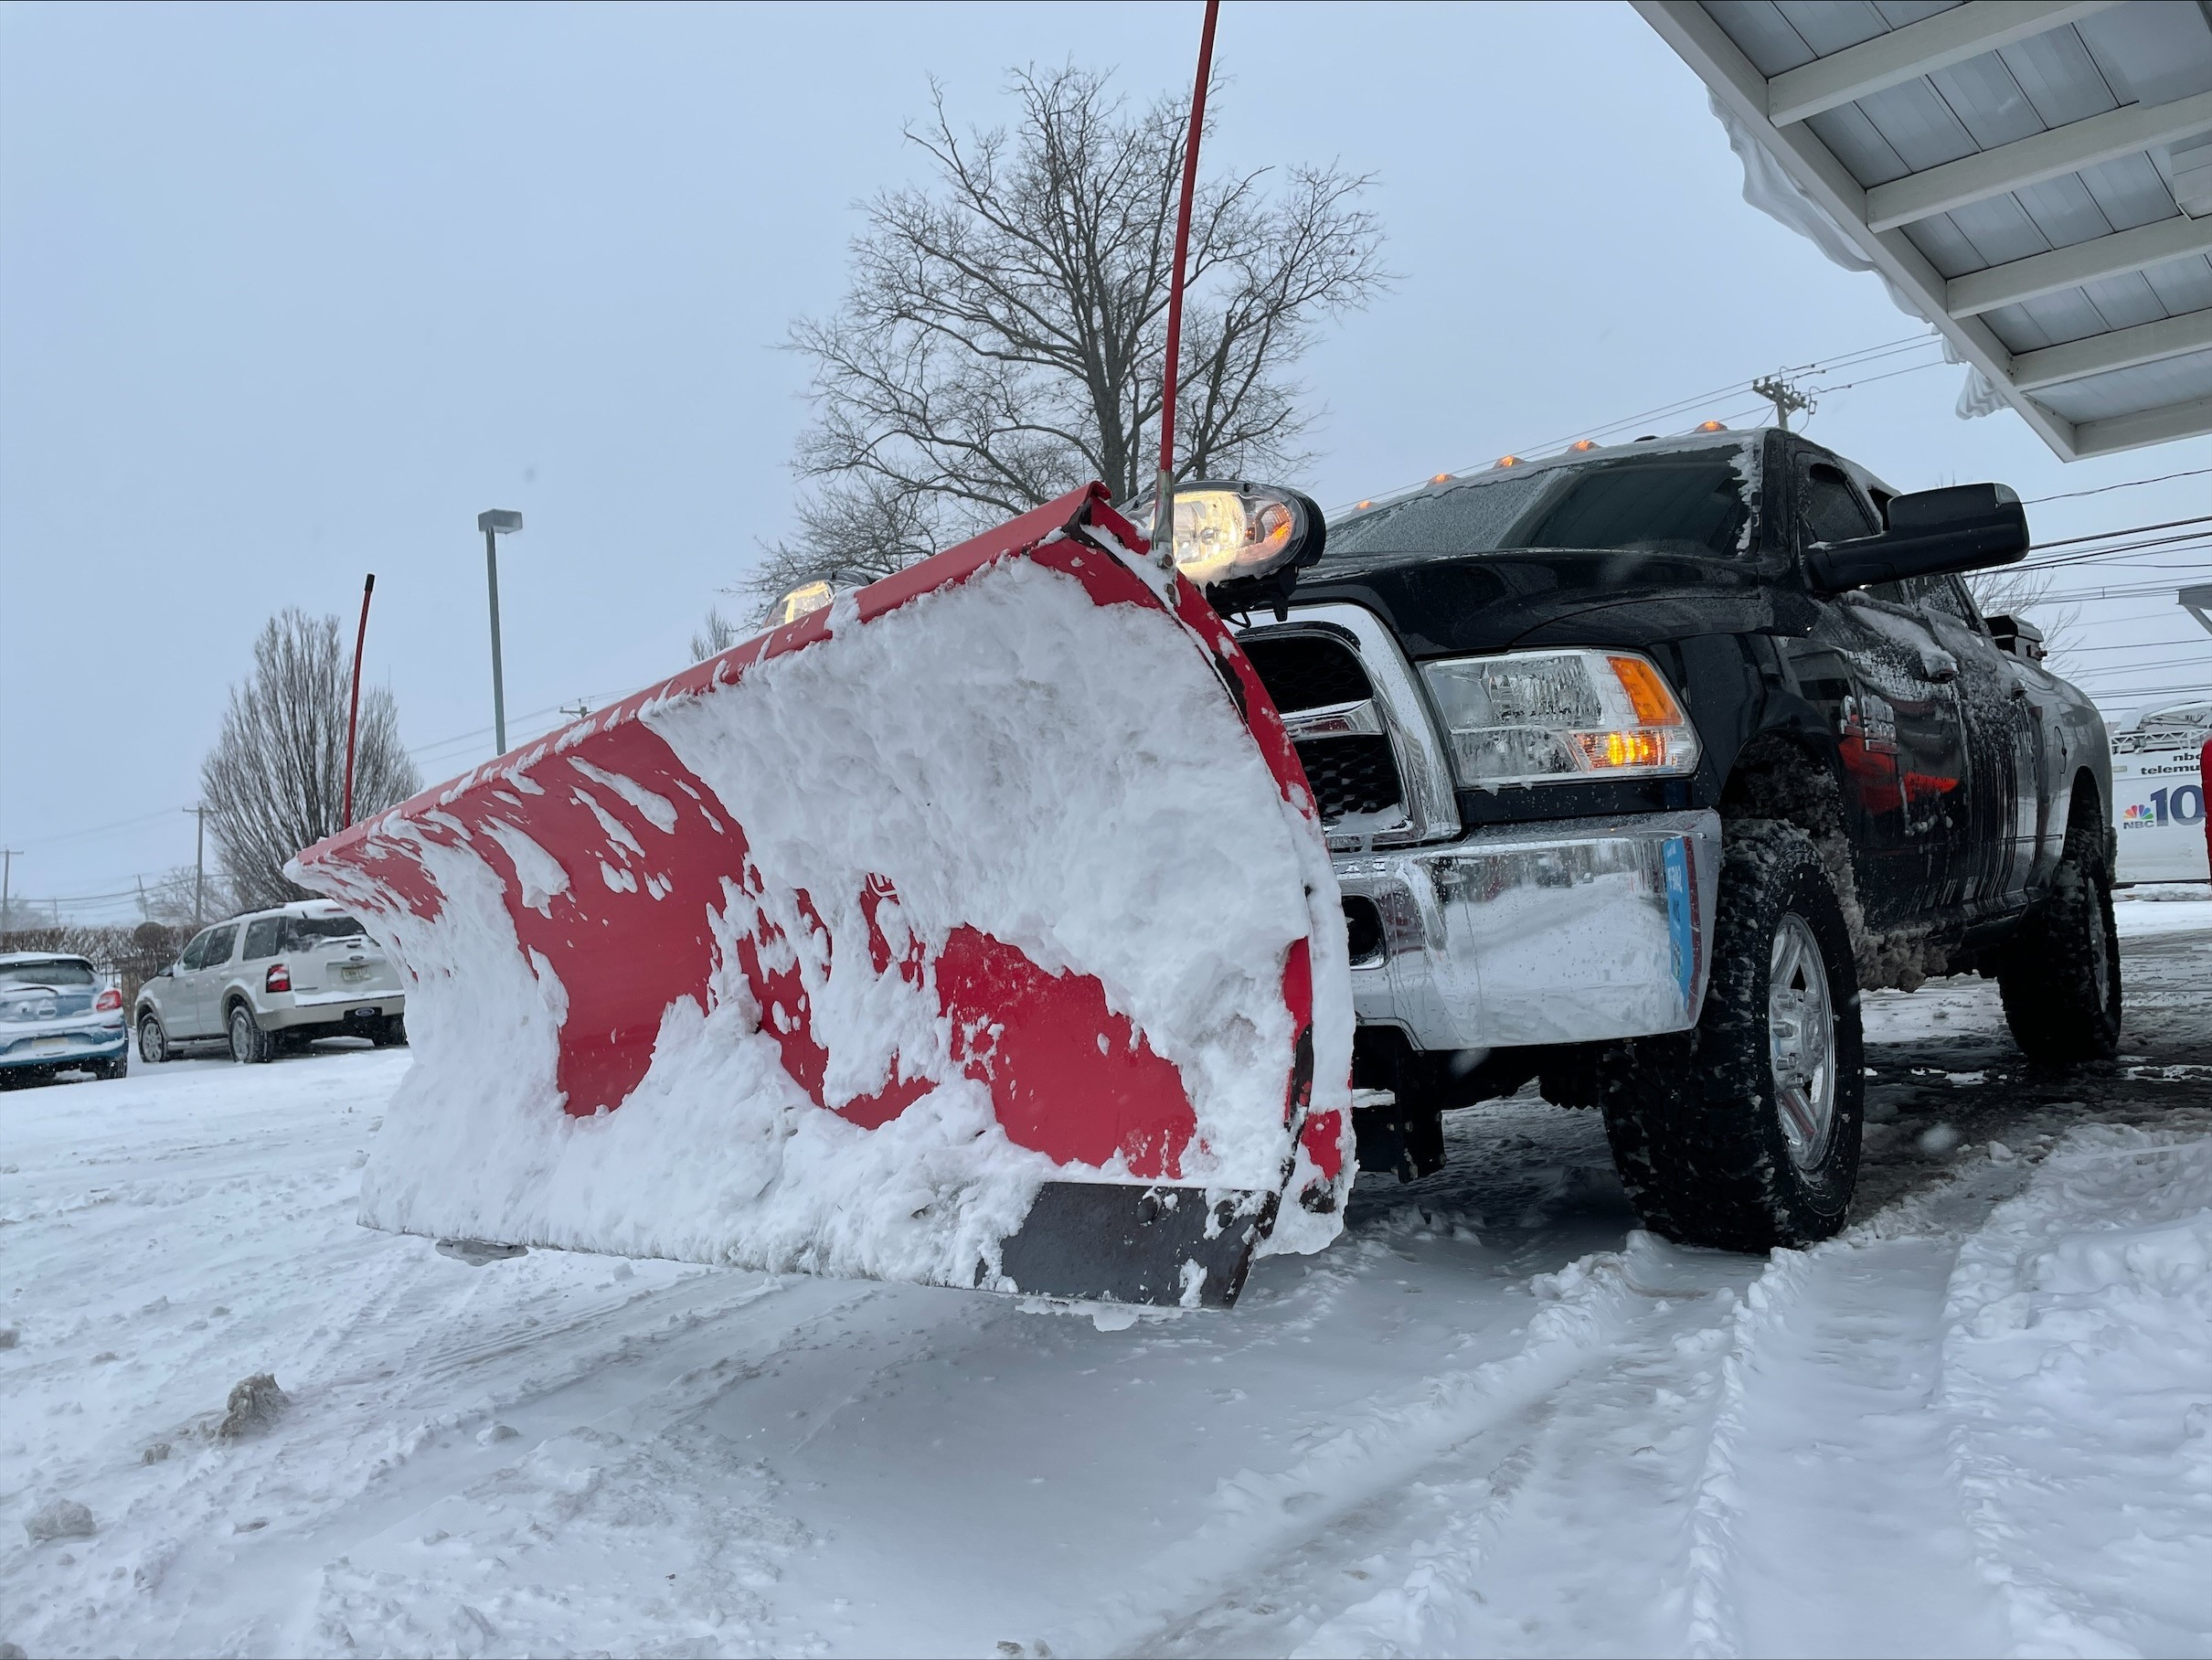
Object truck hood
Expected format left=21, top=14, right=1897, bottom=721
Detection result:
left=1285, top=548, right=1814, bottom=657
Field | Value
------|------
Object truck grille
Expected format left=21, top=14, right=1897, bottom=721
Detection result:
left=1298, top=737, right=1402, bottom=821
left=1239, top=633, right=1405, bottom=828
left=1240, top=634, right=1372, bottom=711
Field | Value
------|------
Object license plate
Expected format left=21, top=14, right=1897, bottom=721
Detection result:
left=33, top=1036, right=69, bottom=1054
left=340, top=965, right=369, bottom=984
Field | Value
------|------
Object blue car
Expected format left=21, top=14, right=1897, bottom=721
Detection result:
left=0, top=953, right=129, bottom=1085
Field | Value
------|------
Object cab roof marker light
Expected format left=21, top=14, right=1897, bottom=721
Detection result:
left=1493, top=455, right=1521, bottom=469
left=1430, top=473, right=1454, bottom=484
left=1569, top=440, right=1598, bottom=452
left=1696, top=420, right=1728, bottom=431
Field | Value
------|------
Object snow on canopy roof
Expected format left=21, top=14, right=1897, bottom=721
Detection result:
left=1638, top=0, right=2212, bottom=460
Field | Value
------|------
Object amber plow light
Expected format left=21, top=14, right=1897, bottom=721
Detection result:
left=775, top=580, right=835, bottom=625
left=1155, top=483, right=1318, bottom=589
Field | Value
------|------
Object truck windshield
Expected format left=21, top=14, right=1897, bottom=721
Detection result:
left=1326, top=451, right=1755, bottom=562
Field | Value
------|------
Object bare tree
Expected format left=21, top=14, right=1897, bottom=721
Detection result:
left=201, top=610, right=420, bottom=908
left=689, top=607, right=743, bottom=664
left=1967, top=567, right=2081, bottom=657
left=744, top=62, right=1387, bottom=620
left=134, top=865, right=239, bottom=929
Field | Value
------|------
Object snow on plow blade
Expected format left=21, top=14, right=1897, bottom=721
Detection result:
left=292, top=485, right=1351, bottom=1308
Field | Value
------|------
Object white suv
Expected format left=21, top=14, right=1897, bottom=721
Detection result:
left=135, top=899, right=407, bottom=1064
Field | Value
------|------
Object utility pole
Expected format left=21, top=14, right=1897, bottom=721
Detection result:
left=183, top=804, right=207, bottom=927
left=561, top=700, right=592, bottom=723
left=1751, top=373, right=1815, bottom=431
left=1, top=847, right=18, bottom=937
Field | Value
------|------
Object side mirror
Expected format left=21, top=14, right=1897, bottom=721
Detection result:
left=1986, top=613, right=2046, bottom=661
left=160, top=964, right=175, bottom=978
left=1806, top=483, right=2028, bottom=593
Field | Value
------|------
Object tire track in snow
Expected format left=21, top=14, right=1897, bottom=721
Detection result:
left=1104, top=1233, right=1767, bottom=1659
left=1677, top=1236, right=2005, bottom=1659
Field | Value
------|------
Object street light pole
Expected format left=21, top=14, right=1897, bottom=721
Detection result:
left=478, top=510, right=523, bottom=755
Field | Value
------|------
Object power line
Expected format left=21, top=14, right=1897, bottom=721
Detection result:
left=1334, top=329, right=1945, bottom=512
left=8, top=805, right=191, bottom=850
left=2023, top=467, right=2212, bottom=505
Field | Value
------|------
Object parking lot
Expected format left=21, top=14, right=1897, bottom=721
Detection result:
left=3, top=891, right=2207, bottom=1658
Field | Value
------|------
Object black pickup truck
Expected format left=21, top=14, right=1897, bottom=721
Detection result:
left=1220, top=426, right=2114, bottom=1251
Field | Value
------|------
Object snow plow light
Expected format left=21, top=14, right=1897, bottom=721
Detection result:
left=775, top=580, right=835, bottom=626
left=1420, top=648, right=1700, bottom=788
left=1155, top=482, right=1320, bottom=590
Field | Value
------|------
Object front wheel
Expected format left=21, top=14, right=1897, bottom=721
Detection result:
left=1997, top=820, right=2122, bottom=1066
left=229, top=1005, right=274, bottom=1065
left=138, top=1013, right=171, bottom=1064
left=369, top=1014, right=407, bottom=1048
left=1598, top=819, right=1865, bottom=1251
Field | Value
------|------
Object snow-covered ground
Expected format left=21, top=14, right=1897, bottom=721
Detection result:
left=4, top=894, right=2208, bottom=1658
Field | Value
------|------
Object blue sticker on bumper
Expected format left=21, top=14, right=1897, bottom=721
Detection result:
left=1663, top=836, right=1695, bottom=1017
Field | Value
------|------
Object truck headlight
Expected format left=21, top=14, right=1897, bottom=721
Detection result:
left=1420, top=649, right=1700, bottom=788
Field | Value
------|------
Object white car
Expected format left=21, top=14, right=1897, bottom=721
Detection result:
left=134, top=899, right=407, bottom=1064
left=0, top=953, right=129, bottom=1085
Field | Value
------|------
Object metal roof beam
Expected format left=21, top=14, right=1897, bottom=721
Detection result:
left=1866, top=90, right=2212, bottom=230
left=2073, top=392, right=2212, bottom=457
left=2011, top=306, right=2212, bottom=390
left=1632, top=0, right=2082, bottom=459
left=1767, top=1, right=2118, bottom=127
left=1947, top=214, right=2212, bottom=317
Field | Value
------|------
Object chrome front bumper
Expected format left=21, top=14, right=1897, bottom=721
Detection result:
left=1334, top=808, right=1721, bottom=1050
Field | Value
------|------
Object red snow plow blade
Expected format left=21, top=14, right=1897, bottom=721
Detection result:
left=292, top=485, right=1351, bottom=1308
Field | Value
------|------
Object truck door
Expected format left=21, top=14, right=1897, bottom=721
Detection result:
left=1786, top=459, right=1971, bottom=920
left=1916, top=575, right=2043, bottom=909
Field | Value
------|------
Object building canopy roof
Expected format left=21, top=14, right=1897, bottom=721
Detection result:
left=1638, top=0, right=2212, bottom=459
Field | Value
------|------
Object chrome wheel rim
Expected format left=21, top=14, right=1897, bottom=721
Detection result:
left=1770, top=912, right=1837, bottom=1170
left=140, top=1018, right=164, bottom=1063
left=229, top=1010, right=251, bottom=1062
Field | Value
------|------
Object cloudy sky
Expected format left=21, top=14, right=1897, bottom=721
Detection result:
left=3, top=0, right=2207, bottom=922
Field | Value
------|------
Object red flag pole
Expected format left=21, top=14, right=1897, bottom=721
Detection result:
left=1152, top=0, right=1220, bottom=561
left=344, top=574, right=375, bottom=825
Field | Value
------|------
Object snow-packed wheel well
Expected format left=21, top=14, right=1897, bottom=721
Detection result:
left=1718, top=733, right=1915, bottom=989
left=1718, top=734, right=1854, bottom=895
